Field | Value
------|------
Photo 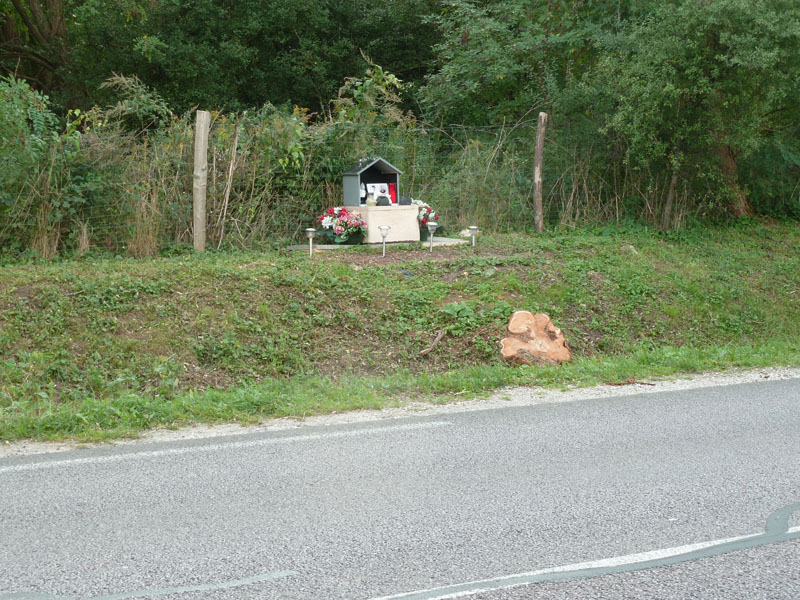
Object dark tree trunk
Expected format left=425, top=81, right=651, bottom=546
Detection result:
left=716, top=144, right=755, bottom=217
left=3, top=0, right=67, bottom=92
left=2, top=13, right=21, bottom=45
left=662, top=169, right=679, bottom=231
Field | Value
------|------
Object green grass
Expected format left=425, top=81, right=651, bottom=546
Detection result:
left=2, top=219, right=799, bottom=442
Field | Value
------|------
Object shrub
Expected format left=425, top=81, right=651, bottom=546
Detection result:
left=0, top=76, right=59, bottom=251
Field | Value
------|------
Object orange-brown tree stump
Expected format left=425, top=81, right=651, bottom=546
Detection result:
left=500, top=311, right=571, bottom=366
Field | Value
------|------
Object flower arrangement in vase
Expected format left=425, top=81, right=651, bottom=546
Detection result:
left=316, top=207, right=367, bottom=244
left=411, top=199, right=440, bottom=240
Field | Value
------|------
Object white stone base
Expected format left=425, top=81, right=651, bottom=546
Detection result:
left=355, top=205, right=420, bottom=244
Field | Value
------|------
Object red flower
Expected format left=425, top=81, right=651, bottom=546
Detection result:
left=327, top=208, right=335, bottom=215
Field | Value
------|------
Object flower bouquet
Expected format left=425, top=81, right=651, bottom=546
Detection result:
left=316, top=206, right=367, bottom=244
left=411, top=199, right=441, bottom=240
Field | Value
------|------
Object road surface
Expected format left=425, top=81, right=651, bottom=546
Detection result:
left=1, top=377, right=799, bottom=599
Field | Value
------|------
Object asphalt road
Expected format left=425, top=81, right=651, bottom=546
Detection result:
left=1, top=378, right=799, bottom=599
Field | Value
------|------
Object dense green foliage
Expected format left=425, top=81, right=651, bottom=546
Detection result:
left=421, top=0, right=800, bottom=222
left=597, top=0, right=800, bottom=217
left=0, top=68, right=446, bottom=256
left=0, top=75, right=57, bottom=205
left=1, top=0, right=798, bottom=255
left=419, top=0, right=646, bottom=124
left=1, top=0, right=441, bottom=113
left=2, top=224, right=799, bottom=440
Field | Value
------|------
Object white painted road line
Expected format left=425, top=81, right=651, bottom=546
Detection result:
left=0, top=421, right=451, bottom=475
left=88, top=570, right=297, bottom=600
left=0, top=570, right=297, bottom=600
left=372, top=525, right=800, bottom=600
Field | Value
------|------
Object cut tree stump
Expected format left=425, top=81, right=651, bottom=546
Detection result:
left=500, top=311, right=570, bottom=365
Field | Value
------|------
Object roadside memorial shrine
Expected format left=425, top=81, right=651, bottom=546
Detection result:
left=311, top=157, right=451, bottom=249
left=339, top=157, right=421, bottom=244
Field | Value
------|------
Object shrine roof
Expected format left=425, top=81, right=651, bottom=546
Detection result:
left=343, top=157, right=403, bottom=176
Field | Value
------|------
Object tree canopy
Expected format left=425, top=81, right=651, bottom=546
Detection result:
left=598, top=0, right=800, bottom=217
left=1, top=0, right=442, bottom=113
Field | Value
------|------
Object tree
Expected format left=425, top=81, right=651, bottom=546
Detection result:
left=0, top=0, right=69, bottom=91
left=600, top=0, right=800, bottom=219
left=0, top=75, right=58, bottom=248
left=419, top=0, right=651, bottom=125
left=65, top=0, right=442, bottom=114
left=3, top=0, right=444, bottom=114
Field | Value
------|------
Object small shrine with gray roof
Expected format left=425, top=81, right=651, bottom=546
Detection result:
left=342, top=157, right=420, bottom=243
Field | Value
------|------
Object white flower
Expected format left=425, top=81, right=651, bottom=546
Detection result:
left=321, top=216, right=335, bottom=229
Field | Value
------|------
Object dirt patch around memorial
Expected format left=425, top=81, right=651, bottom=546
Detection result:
left=309, top=245, right=485, bottom=268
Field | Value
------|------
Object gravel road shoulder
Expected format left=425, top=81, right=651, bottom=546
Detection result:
left=3, top=367, right=799, bottom=459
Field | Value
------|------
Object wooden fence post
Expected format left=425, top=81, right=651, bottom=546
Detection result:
left=193, top=110, right=211, bottom=252
left=533, top=111, right=548, bottom=233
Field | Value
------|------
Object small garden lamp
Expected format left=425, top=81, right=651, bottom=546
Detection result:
left=426, top=221, right=439, bottom=253
left=468, top=225, right=479, bottom=246
left=378, top=225, right=391, bottom=257
left=304, top=228, right=316, bottom=257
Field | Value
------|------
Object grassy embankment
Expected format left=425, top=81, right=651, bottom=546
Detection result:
left=1, top=220, right=799, bottom=442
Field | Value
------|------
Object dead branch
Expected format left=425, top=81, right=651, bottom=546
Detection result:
left=606, top=377, right=656, bottom=387
left=419, top=329, right=446, bottom=356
